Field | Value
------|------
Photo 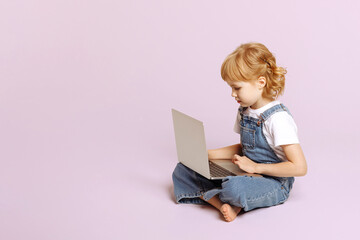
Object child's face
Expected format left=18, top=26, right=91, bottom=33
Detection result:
left=226, top=77, right=266, bottom=109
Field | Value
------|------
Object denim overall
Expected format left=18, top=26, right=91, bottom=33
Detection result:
left=172, top=104, right=295, bottom=212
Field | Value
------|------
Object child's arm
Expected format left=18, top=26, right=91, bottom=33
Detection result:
left=233, top=144, right=307, bottom=177
left=208, top=144, right=242, bottom=160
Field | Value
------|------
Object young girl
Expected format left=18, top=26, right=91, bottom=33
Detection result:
left=172, top=42, right=307, bottom=222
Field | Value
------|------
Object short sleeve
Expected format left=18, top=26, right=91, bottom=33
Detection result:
left=233, top=111, right=241, bottom=134
left=267, top=112, right=299, bottom=146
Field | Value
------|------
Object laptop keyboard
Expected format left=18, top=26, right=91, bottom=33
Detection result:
left=209, top=161, right=236, bottom=178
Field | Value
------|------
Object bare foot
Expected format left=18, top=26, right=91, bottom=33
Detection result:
left=220, top=204, right=241, bottom=222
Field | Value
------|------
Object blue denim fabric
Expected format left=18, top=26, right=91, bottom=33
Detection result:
left=172, top=163, right=222, bottom=205
left=172, top=104, right=295, bottom=212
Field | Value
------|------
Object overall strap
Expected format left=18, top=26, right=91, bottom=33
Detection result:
left=259, top=103, right=292, bottom=122
left=238, top=106, right=248, bottom=118
left=238, top=106, right=248, bottom=114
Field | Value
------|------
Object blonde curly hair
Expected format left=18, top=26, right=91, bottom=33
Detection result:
left=221, top=42, right=287, bottom=100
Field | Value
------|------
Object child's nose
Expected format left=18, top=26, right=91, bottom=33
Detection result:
left=231, top=90, right=237, bottom=98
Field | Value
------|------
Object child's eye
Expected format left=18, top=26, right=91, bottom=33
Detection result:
left=234, top=87, right=240, bottom=90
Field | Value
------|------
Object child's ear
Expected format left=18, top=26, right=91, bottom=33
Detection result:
left=257, top=76, right=266, bottom=88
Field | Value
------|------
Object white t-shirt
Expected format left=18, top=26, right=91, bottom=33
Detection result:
left=234, top=101, right=299, bottom=162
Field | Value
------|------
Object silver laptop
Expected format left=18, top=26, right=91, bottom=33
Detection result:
left=171, top=109, right=258, bottom=180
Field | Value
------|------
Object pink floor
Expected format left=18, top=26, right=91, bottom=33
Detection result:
left=1, top=1, right=360, bottom=239
left=1, top=116, right=359, bottom=239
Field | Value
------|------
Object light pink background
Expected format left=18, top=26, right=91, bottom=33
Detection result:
left=1, top=0, right=359, bottom=239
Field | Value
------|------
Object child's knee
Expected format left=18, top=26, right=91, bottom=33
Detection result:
left=172, top=163, right=189, bottom=179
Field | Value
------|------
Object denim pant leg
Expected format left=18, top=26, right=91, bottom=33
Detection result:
left=219, top=176, right=293, bottom=212
left=172, top=163, right=221, bottom=204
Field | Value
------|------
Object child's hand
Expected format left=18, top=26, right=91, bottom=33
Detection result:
left=232, top=154, right=258, bottom=174
left=208, top=149, right=215, bottom=160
